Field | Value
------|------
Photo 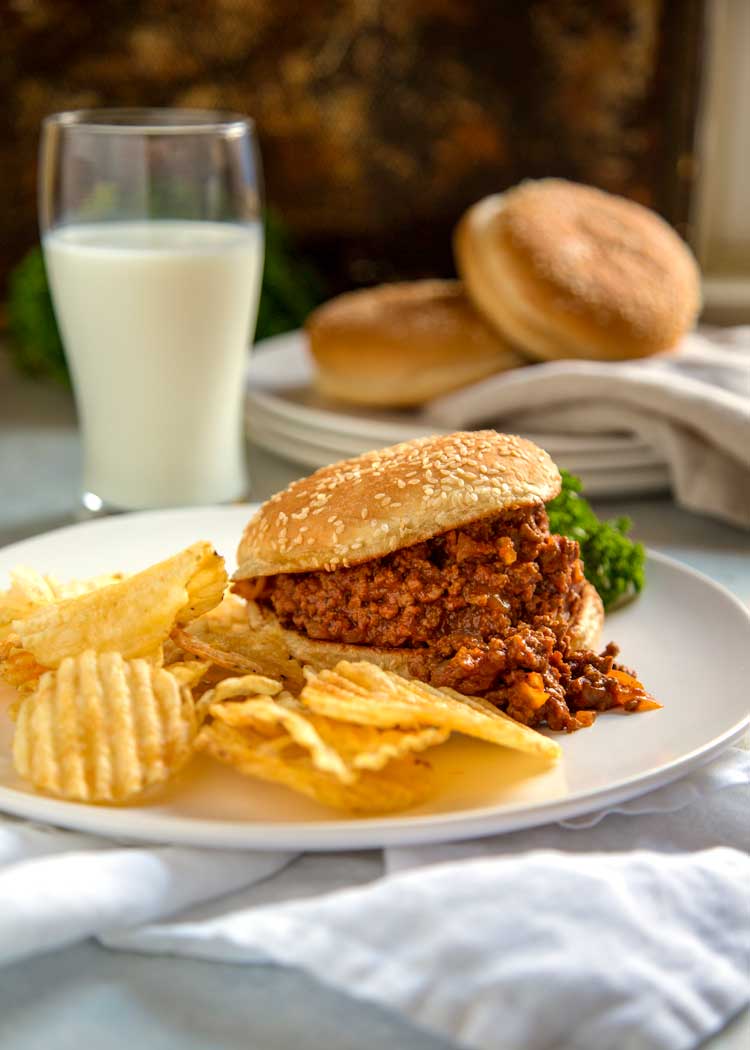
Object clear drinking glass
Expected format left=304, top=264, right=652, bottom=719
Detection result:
left=39, top=109, right=263, bottom=512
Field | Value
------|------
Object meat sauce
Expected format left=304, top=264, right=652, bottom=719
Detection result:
left=252, top=507, right=648, bottom=731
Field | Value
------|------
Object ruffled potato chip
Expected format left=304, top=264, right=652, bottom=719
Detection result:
left=299, top=713, right=449, bottom=773
left=211, top=689, right=448, bottom=771
left=210, top=693, right=353, bottom=782
left=202, top=673, right=284, bottom=701
left=196, top=719, right=433, bottom=813
left=13, top=650, right=196, bottom=803
left=301, top=661, right=561, bottom=762
left=13, top=542, right=226, bottom=668
left=0, top=567, right=125, bottom=641
left=194, top=672, right=282, bottom=724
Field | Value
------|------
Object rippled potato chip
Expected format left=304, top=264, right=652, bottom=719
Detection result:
left=301, top=714, right=449, bottom=772
left=302, top=661, right=561, bottom=762
left=204, top=667, right=451, bottom=777
left=220, top=694, right=449, bottom=774
left=210, top=693, right=353, bottom=782
left=202, top=673, right=284, bottom=701
left=196, top=719, right=433, bottom=813
left=12, top=543, right=226, bottom=668
left=194, top=672, right=282, bottom=724
left=0, top=567, right=125, bottom=641
left=13, top=650, right=197, bottom=802
left=174, top=595, right=304, bottom=691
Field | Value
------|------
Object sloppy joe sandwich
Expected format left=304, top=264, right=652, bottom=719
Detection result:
left=234, top=432, right=654, bottom=732
left=305, top=280, right=523, bottom=407
left=454, top=179, right=701, bottom=362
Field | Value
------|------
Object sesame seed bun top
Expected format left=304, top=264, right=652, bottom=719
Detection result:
left=234, top=431, right=561, bottom=579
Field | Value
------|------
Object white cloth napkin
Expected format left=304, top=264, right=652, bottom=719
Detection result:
left=424, top=327, right=750, bottom=529
left=2, top=746, right=749, bottom=1050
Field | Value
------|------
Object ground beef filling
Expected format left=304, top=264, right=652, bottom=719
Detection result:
left=267, top=507, right=584, bottom=649
left=256, top=506, right=637, bottom=731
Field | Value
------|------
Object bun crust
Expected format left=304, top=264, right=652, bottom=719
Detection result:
left=305, top=280, right=523, bottom=407
left=455, top=179, right=701, bottom=362
left=235, top=431, right=560, bottom=579
left=247, top=582, right=603, bottom=673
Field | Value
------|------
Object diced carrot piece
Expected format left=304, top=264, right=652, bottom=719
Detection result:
left=635, top=698, right=662, bottom=712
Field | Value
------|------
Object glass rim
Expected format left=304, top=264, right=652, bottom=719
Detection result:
left=42, top=108, right=255, bottom=135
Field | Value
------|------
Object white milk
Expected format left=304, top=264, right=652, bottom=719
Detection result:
left=43, top=220, right=263, bottom=509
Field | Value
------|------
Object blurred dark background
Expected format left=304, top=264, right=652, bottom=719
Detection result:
left=2, top=0, right=704, bottom=300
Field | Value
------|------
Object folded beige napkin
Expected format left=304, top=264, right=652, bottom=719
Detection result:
left=424, top=327, right=750, bottom=529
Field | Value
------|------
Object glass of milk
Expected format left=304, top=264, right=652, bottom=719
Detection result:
left=39, top=109, right=263, bottom=512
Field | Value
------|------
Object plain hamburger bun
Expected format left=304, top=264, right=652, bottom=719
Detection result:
left=305, top=280, right=524, bottom=407
left=454, top=179, right=701, bottom=362
left=246, top=581, right=603, bottom=674
left=234, top=431, right=561, bottom=579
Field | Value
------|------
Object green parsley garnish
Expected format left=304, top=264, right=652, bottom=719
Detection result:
left=547, top=470, right=645, bottom=610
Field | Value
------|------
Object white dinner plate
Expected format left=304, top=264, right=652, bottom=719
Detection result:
left=246, top=332, right=666, bottom=456
left=245, top=417, right=672, bottom=497
left=246, top=397, right=666, bottom=469
left=1, top=507, right=748, bottom=850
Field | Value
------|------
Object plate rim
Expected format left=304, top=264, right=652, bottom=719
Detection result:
left=245, top=424, right=673, bottom=497
left=246, top=401, right=667, bottom=468
left=0, top=717, right=746, bottom=851
left=0, top=511, right=748, bottom=851
left=248, top=332, right=665, bottom=454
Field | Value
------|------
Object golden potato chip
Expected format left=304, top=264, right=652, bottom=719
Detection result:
left=13, top=650, right=196, bottom=802
left=176, top=556, right=227, bottom=624
left=302, top=714, right=449, bottom=772
left=171, top=625, right=261, bottom=674
left=0, top=567, right=127, bottom=641
left=202, top=680, right=449, bottom=781
left=165, top=659, right=211, bottom=689
left=194, top=671, right=283, bottom=724
left=0, top=635, right=48, bottom=691
left=197, top=591, right=248, bottom=629
left=203, top=673, right=284, bottom=701
left=174, top=617, right=304, bottom=691
left=0, top=569, right=56, bottom=640
left=206, top=685, right=449, bottom=780
left=13, top=542, right=226, bottom=668
left=210, top=694, right=353, bottom=782
left=50, top=572, right=127, bottom=601
left=301, top=661, right=561, bottom=762
left=196, top=719, right=433, bottom=813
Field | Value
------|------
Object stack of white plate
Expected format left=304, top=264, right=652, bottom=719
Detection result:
left=245, top=332, right=671, bottom=498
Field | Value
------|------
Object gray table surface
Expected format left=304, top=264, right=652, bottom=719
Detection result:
left=1, top=350, right=749, bottom=1049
